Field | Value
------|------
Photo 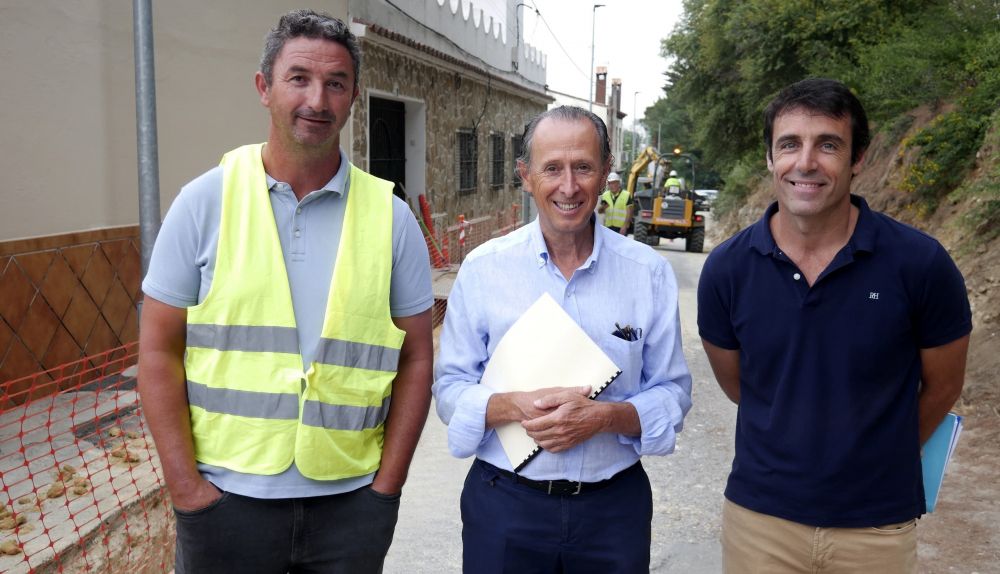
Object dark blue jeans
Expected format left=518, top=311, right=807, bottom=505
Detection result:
left=461, top=459, right=652, bottom=574
left=173, top=486, right=400, bottom=574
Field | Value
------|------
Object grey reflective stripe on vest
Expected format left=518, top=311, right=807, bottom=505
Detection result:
left=187, top=324, right=299, bottom=354
left=186, top=380, right=299, bottom=419
left=302, top=395, right=391, bottom=431
left=315, top=337, right=400, bottom=372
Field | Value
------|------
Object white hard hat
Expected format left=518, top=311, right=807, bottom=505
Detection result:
left=607, top=172, right=621, bottom=182
left=669, top=170, right=678, bottom=177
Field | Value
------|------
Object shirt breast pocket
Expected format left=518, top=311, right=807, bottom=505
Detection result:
left=596, top=333, right=643, bottom=400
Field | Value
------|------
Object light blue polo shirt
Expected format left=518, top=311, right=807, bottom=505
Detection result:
left=143, top=150, right=433, bottom=498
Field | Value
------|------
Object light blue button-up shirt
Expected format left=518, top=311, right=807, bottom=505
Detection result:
left=432, top=219, right=692, bottom=482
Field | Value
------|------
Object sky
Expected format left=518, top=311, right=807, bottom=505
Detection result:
left=517, top=0, right=686, bottom=135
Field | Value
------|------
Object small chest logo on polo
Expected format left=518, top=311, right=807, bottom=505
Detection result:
left=868, top=292, right=880, bottom=300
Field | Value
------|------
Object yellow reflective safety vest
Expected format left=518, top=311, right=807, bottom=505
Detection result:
left=184, top=143, right=405, bottom=480
left=664, top=177, right=682, bottom=194
left=600, top=189, right=631, bottom=228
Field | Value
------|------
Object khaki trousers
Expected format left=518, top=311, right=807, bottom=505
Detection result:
left=721, top=499, right=917, bottom=574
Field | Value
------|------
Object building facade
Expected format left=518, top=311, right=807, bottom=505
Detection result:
left=0, top=0, right=548, bottom=388
left=349, top=0, right=550, bottom=221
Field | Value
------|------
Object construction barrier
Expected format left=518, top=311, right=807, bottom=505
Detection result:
left=0, top=204, right=524, bottom=572
left=419, top=202, right=523, bottom=268
left=0, top=342, right=172, bottom=573
left=438, top=204, right=522, bottom=266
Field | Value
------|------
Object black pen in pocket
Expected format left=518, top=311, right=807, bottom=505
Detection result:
left=613, top=322, right=641, bottom=341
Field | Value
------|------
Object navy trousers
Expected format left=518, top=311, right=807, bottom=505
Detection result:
left=461, top=459, right=652, bottom=574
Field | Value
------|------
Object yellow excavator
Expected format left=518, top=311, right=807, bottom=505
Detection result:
left=624, top=146, right=707, bottom=253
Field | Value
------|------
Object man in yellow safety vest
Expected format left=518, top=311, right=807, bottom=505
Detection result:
left=663, top=170, right=683, bottom=196
left=597, top=171, right=633, bottom=235
left=137, top=10, right=434, bottom=573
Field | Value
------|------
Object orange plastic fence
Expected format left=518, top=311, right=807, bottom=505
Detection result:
left=424, top=204, right=524, bottom=329
left=0, top=342, right=172, bottom=573
left=0, top=208, right=524, bottom=571
left=419, top=203, right=523, bottom=269
left=439, top=205, right=523, bottom=265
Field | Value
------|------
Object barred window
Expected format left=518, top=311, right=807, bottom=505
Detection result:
left=458, top=129, right=477, bottom=194
left=490, top=133, right=505, bottom=188
left=511, top=135, right=524, bottom=187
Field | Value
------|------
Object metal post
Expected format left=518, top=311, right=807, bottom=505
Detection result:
left=132, top=0, right=161, bottom=328
left=133, top=0, right=161, bottom=280
left=588, top=4, right=604, bottom=112
left=633, top=90, right=641, bottom=153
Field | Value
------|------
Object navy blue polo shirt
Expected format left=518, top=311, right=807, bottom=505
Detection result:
left=697, top=195, right=971, bottom=527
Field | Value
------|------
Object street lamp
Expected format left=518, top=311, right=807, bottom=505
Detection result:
left=633, top=90, right=641, bottom=159
left=588, top=4, right=604, bottom=112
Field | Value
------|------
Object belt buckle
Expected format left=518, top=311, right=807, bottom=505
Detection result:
left=546, top=480, right=583, bottom=495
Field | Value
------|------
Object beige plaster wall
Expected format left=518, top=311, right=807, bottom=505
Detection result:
left=0, top=0, right=347, bottom=242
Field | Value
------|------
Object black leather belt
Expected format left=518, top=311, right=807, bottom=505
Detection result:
left=480, top=460, right=638, bottom=496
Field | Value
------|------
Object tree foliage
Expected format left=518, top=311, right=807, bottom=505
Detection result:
left=647, top=0, right=1000, bottom=217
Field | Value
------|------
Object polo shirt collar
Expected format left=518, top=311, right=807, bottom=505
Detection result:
left=266, top=149, right=350, bottom=200
left=847, top=195, right=877, bottom=253
left=749, top=194, right=877, bottom=256
left=529, top=216, right=602, bottom=273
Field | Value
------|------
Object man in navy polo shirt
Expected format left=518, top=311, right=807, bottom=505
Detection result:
left=697, top=78, right=972, bottom=572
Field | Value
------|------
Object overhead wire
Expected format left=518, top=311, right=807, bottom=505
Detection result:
left=526, top=3, right=588, bottom=80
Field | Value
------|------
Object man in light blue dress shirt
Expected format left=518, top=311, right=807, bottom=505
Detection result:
left=433, top=106, right=693, bottom=573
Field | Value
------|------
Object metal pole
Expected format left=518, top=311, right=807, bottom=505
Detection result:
left=589, top=4, right=604, bottom=112
left=633, top=90, right=640, bottom=153
left=133, top=0, right=161, bottom=280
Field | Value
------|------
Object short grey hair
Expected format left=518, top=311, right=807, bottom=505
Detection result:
left=517, top=106, right=613, bottom=169
left=260, top=9, right=362, bottom=88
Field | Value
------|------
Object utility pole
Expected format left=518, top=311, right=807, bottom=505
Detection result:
left=633, top=90, right=641, bottom=159
left=588, top=4, right=604, bottom=112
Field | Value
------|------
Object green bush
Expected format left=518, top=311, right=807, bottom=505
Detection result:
left=960, top=182, right=1000, bottom=246
left=713, top=155, right=767, bottom=218
left=898, top=29, right=1000, bottom=216
left=900, top=109, right=985, bottom=215
left=850, top=4, right=971, bottom=122
left=950, top=108, right=1000, bottom=247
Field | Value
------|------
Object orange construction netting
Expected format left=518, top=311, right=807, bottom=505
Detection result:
left=0, top=341, right=172, bottom=573
left=0, top=208, right=525, bottom=571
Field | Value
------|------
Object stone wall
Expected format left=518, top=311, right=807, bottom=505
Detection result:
left=354, top=39, right=548, bottom=221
